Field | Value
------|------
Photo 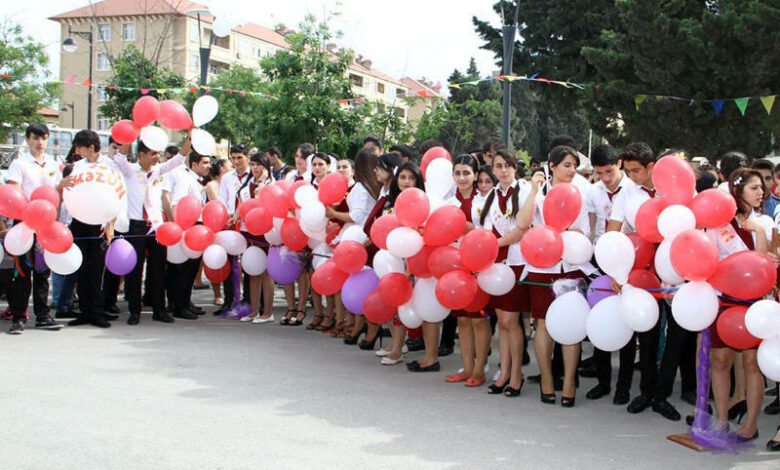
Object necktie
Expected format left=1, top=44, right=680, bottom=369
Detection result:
left=641, top=187, right=656, bottom=198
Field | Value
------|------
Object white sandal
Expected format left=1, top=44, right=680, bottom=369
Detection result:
left=380, top=356, right=403, bottom=365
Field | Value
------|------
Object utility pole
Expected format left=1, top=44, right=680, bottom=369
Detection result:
left=501, top=2, right=520, bottom=148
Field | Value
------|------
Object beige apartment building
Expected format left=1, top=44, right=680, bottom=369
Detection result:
left=49, top=0, right=441, bottom=132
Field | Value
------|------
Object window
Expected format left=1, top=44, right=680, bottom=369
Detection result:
left=97, top=53, right=110, bottom=71
left=376, top=82, right=385, bottom=94
left=209, top=63, right=219, bottom=75
left=253, top=44, right=263, bottom=58
left=239, top=39, right=249, bottom=55
left=395, top=107, right=406, bottom=118
left=396, top=88, right=406, bottom=98
left=190, top=53, right=199, bottom=72
left=349, top=74, right=363, bottom=87
left=189, top=21, right=199, bottom=41
left=122, top=22, right=135, bottom=41
left=96, top=115, right=111, bottom=131
left=206, top=29, right=230, bottom=49
left=266, top=48, right=274, bottom=57
left=96, top=85, right=109, bottom=102
left=98, top=23, right=110, bottom=41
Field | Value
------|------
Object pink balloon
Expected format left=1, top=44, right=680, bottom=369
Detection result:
left=158, top=100, right=193, bottom=130
left=652, top=156, right=695, bottom=206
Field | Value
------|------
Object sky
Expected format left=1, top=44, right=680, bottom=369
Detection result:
left=2, top=0, right=501, bottom=87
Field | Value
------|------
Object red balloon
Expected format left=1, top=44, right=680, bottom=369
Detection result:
left=238, top=198, right=261, bottom=220
left=274, top=179, right=292, bottom=196
left=370, top=214, right=402, bottom=250
left=157, top=100, right=193, bottom=130
left=205, top=262, right=231, bottom=283
left=420, top=146, right=452, bottom=177
left=690, top=189, right=737, bottom=229
left=288, top=181, right=311, bottom=209
left=111, top=119, right=140, bottom=144
left=311, top=260, right=349, bottom=295
left=652, top=155, right=696, bottom=206
left=670, top=229, right=719, bottom=281
left=520, top=225, right=563, bottom=268
left=38, top=221, right=73, bottom=254
left=716, top=306, right=762, bottom=350
left=280, top=217, right=308, bottom=251
left=394, top=188, right=430, bottom=228
left=0, top=184, right=28, bottom=220
left=258, top=184, right=290, bottom=219
left=464, top=287, right=490, bottom=313
left=202, top=200, right=228, bottom=232
left=460, top=229, right=498, bottom=272
left=627, top=269, right=661, bottom=291
left=30, top=185, right=60, bottom=207
left=363, top=290, right=397, bottom=324
left=543, top=183, right=582, bottom=232
left=318, top=172, right=349, bottom=205
left=155, top=221, right=183, bottom=246
left=244, top=207, right=273, bottom=235
left=378, top=273, right=413, bottom=307
left=436, top=270, right=478, bottom=310
left=423, top=205, right=466, bottom=246
left=407, top=244, right=433, bottom=278
left=183, top=225, right=215, bottom=251
left=332, top=241, right=367, bottom=274
left=428, top=246, right=466, bottom=278
left=709, top=251, right=777, bottom=300
left=22, top=200, right=56, bottom=232
left=635, top=198, right=669, bottom=243
left=132, top=96, right=160, bottom=128
left=627, top=233, right=655, bottom=269
left=174, top=195, right=203, bottom=229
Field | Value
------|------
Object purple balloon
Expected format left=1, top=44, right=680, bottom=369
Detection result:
left=586, top=274, right=617, bottom=307
left=341, top=269, right=379, bottom=315
left=105, top=238, right=137, bottom=276
left=267, top=246, right=302, bottom=285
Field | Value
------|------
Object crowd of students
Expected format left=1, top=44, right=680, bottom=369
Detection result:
left=4, top=122, right=780, bottom=451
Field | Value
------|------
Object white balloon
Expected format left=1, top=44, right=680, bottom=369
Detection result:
left=671, top=281, right=719, bottom=331
left=4, top=222, right=34, bottom=256
left=166, top=241, right=188, bottom=264
left=586, top=296, right=634, bottom=352
left=477, top=263, right=515, bottom=296
left=561, top=231, right=594, bottom=265
left=191, top=128, right=217, bottom=156
left=758, top=337, right=780, bottom=382
left=300, top=202, right=326, bottom=228
left=241, top=246, right=267, bottom=275
left=139, top=126, right=168, bottom=152
left=654, top=238, right=685, bottom=285
left=425, top=158, right=454, bottom=199
left=745, top=300, right=780, bottom=340
left=180, top=239, right=203, bottom=259
left=214, top=230, right=247, bottom=256
left=0, top=245, right=4, bottom=265
left=43, top=245, right=82, bottom=275
left=546, top=291, right=590, bottom=345
left=203, top=244, right=227, bottom=269
left=63, top=164, right=125, bottom=225
left=339, top=225, right=368, bottom=244
left=310, top=242, right=332, bottom=269
left=412, top=277, right=450, bottom=322
left=265, top=226, right=283, bottom=246
left=212, top=17, right=232, bottom=38
left=398, top=300, right=423, bottom=328
left=427, top=194, right=447, bottom=218
left=294, top=185, right=319, bottom=208
left=115, top=212, right=129, bottom=233
left=192, top=95, right=219, bottom=127
left=373, top=249, right=405, bottom=277
left=386, top=226, right=423, bottom=258
left=595, top=231, right=634, bottom=285
left=618, top=285, right=660, bottom=332
left=657, top=204, right=696, bottom=240
left=272, top=217, right=285, bottom=230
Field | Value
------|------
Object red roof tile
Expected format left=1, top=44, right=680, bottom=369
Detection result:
left=49, top=0, right=208, bottom=20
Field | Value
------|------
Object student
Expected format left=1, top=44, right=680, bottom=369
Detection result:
left=389, top=144, right=414, bottom=163
left=717, top=151, right=748, bottom=191
left=286, top=143, right=314, bottom=182
left=750, top=159, right=778, bottom=216
left=362, top=135, right=383, bottom=155
left=266, top=145, right=291, bottom=182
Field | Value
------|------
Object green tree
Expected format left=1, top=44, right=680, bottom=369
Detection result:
left=99, top=45, right=186, bottom=122
left=0, top=21, right=58, bottom=140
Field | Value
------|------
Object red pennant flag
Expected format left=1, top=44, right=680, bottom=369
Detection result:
left=107, top=85, right=116, bottom=90
left=0, top=74, right=9, bottom=78
left=189, top=87, right=198, bottom=93
left=140, top=88, right=150, bottom=95
left=416, top=90, right=428, bottom=98
left=81, top=78, right=91, bottom=86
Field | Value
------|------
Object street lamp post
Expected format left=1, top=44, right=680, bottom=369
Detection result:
left=60, top=101, right=75, bottom=128
left=189, top=10, right=216, bottom=96
left=62, top=25, right=94, bottom=129
left=501, top=3, right=520, bottom=148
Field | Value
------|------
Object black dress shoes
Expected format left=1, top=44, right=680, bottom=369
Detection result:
left=104, top=313, right=120, bottom=321
left=127, top=314, right=140, bottom=325
left=613, top=389, right=630, bottom=405
left=153, top=312, right=175, bottom=323
left=188, top=303, right=204, bottom=314
left=408, top=361, right=440, bottom=372
left=438, top=345, right=454, bottom=357
left=652, top=399, right=681, bottom=421
left=627, top=395, right=652, bottom=414
left=67, top=316, right=92, bottom=326
left=104, top=304, right=120, bottom=314
left=586, top=384, right=611, bottom=400
left=173, top=310, right=198, bottom=320
left=91, top=316, right=111, bottom=328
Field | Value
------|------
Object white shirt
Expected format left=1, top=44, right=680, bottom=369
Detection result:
left=6, top=150, right=62, bottom=197
left=707, top=212, right=769, bottom=260
left=219, top=169, right=251, bottom=214
left=346, top=182, right=377, bottom=229
left=718, top=181, right=730, bottom=192
left=609, top=182, right=656, bottom=232
left=472, top=179, right=531, bottom=266
left=590, top=174, right=635, bottom=242
left=172, top=168, right=207, bottom=207
left=113, top=153, right=184, bottom=229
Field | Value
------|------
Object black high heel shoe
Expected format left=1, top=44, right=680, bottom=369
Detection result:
left=728, top=400, right=747, bottom=423
left=766, top=426, right=780, bottom=451
left=343, top=324, right=367, bottom=345
left=736, top=430, right=759, bottom=442
left=359, top=329, right=381, bottom=350
left=487, top=381, right=508, bottom=395
left=561, top=396, right=576, bottom=408
left=540, top=390, right=556, bottom=404
left=504, top=378, right=525, bottom=398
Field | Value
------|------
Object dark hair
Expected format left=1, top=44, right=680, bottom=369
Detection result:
left=419, top=139, right=444, bottom=158
left=389, top=162, right=425, bottom=206
left=137, top=139, right=151, bottom=155
left=189, top=152, right=208, bottom=168
left=482, top=139, right=503, bottom=154
left=298, top=143, right=315, bottom=159
left=25, top=123, right=49, bottom=139
left=590, top=144, right=620, bottom=167
left=620, top=142, right=655, bottom=166
left=477, top=165, right=498, bottom=186
left=774, top=163, right=780, bottom=175
left=453, top=154, right=479, bottom=188
left=209, top=158, right=229, bottom=179
left=265, top=145, right=282, bottom=159
left=751, top=158, right=774, bottom=172
left=549, top=145, right=580, bottom=168
left=250, top=152, right=273, bottom=181
left=65, top=145, right=80, bottom=164
left=62, top=163, right=74, bottom=178
left=492, top=149, right=518, bottom=169
left=338, top=158, right=355, bottom=171
left=230, top=144, right=248, bottom=155
left=108, top=136, right=117, bottom=146
left=377, top=152, right=404, bottom=174
left=363, top=135, right=383, bottom=149
left=695, top=169, right=717, bottom=193
left=311, top=152, right=330, bottom=166
left=73, top=129, right=101, bottom=152
left=165, top=145, right=179, bottom=156
left=729, top=168, right=765, bottom=216
left=354, top=148, right=381, bottom=199
left=549, top=135, right=576, bottom=153
left=479, top=149, right=522, bottom=226
left=389, top=144, right=414, bottom=161
left=719, top=151, right=748, bottom=181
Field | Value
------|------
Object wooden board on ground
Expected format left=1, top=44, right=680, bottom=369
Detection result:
left=667, top=433, right=709, bottom=452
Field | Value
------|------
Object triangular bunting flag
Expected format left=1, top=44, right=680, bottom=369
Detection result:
left=157, top=88, right=166, bottom=94
left=635, top=95, right=647, bottom=110
left=760, top=96, right=775, bottom=115
left=654, top=95, right=665, bottom=101
left=189, top=87, right=198, bottom=93
left=140, top=88, right=150, bottom=95
left=65, top=75, right=75, bottom=84
left=450, top=84, right=461, bottom=89
left=711, top=100, right=726, bottom=116
left=81, top=78, right=91, bottom=86
left=734, top=98, right=749, bottom=116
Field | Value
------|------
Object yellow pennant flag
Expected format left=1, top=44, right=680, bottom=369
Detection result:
left=634, top=94, right=647, bottom=110
left=760, top=96, right=775, bottom=115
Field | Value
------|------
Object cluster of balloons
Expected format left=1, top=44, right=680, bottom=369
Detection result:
left=111, top=95, right=219, bottom=156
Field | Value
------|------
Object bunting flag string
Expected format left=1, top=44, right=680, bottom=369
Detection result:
left=634, top=93, right=780, bottom=117
left=448, top=73, right=591, bottom=90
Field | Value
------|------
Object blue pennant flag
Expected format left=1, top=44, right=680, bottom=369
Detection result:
left=711, top=100, right=725, bottom=116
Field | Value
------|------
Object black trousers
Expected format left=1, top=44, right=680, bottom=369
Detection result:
left=70, top=220, right=106, bottom=320
left=168, top=257, right=200, bottom=313
left=619, top=320, right=661, bottom=398
left=102, top=230, right=127, bottom=308
left=653, top=303, right=698, bottom=400
left=221, top=256, right=236, bottom=308
left=5, top=243, right=50, bottom=321
left=125, top=221, right=166, bottom=316
left=440, top=314, right=457, bottom=348
left=594, top=341, right=637, bottom=391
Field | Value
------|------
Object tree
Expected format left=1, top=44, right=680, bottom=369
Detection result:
left=99, top=45, right=186, bottom=123
left=0, top=21, right=58, bottom=140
